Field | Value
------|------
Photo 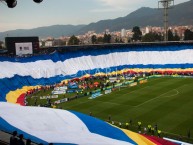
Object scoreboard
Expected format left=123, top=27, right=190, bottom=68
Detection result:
left=5, top=37, right=39, bottom=56
left=15, top=42, right=33, bottom=56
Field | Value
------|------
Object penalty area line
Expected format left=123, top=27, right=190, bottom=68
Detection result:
left=162, top=89, right=179, bottom=98
left=134, top=89, right=180, bottom=108
left=94, top=100, right=135, bottom=107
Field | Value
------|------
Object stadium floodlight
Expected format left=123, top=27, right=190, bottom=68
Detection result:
left=0, top=0, right=43, bottom=8
left=33, top=0, right=43, bottom=3
left=6, top=0, right=17, bottom=8
left=158, top=0, right=174, bottom=41
left=0, top=0, right=17, bottom=8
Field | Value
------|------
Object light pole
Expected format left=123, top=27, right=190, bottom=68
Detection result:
left=158, top=0, right=174, bottom=41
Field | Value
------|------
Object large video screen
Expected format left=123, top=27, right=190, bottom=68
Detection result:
left=15, top=42, right=33, bottom=56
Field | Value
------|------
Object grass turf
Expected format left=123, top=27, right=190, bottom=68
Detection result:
left=56, top=77, right=193, bottom=137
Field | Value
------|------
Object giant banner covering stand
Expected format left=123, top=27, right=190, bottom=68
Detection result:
left=0, top=102, right=179, bottom=145
left=0, top=43, right=193, bottom=104
left=0, top=102, right=137, bottom=145
left=0, top=43, right=193, bottom=144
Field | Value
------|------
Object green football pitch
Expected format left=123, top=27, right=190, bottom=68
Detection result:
left=57, top=77, right=193, bottom=137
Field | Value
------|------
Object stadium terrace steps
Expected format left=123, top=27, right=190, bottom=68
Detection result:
left=0, top=131, right=10, bottom=145
left=0, top=130, right=37, bottom=145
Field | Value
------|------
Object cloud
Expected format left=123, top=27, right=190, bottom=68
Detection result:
left=92, top=0, right=189, bottom=13
left=98, top=0, right=130, bottom=8
left=91, top=9, right=120, bottom=12
left=92, top=0, right=145, bottom=12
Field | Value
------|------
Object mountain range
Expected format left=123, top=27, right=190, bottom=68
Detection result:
left=0, top=0, right=193, bottom=41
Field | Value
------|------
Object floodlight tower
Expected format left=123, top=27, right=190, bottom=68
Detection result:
left=158, top=0, right=174, bottom=41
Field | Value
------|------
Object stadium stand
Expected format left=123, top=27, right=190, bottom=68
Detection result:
left=0, top=43, right=193, bottom=104
left=0, top=42, right=193, bottom=144
left=0, top=102, right=179, bottom=145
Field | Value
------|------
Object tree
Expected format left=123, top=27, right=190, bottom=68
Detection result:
left=103, top=33, right=111, bottom=43
left=115, top=37, right=119, bottom=43
left=173, top=34, right=180, bottom=41
left=68, top=35, right=80, bottom=45
left=142, top=32, right=162, bottom=42
left=91, top=35, right=97, bottom=44
left=184, top=29, right=193, bottom=40
left=107, top=34, right=111, bottom=43
left=0, top=41, right=3, bottom=49
left=132, top=26, right=142, bottom=42
left=114, top=37, right=124, bottom=43
left=97, top=36, right=104, bottom=44
left=168, top=30, right=180, bottom=41
left=41, top=41, right=45, bottom=47
left=168, top=29, right=174, bottom=41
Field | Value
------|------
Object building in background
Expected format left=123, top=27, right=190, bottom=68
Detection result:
left=121, top=29, right=126, bottom=37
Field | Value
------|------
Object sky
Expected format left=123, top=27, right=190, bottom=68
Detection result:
left=0, top=0, right=190, bottom=32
